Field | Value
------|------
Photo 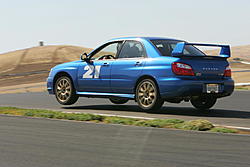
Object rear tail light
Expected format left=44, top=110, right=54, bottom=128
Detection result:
left=224, top=65, right=231, bottom=77
left=172, top=62, right=195, bottom=76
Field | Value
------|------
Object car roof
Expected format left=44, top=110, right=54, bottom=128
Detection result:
left=108, top=37, right=184, bottom=42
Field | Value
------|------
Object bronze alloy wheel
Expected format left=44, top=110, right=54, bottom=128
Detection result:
left=137, top=81, right=156, bottom=107
left=55, top=76, right=79, bottom=105
left=136, top=79, right=164, bottom=111
left=56, top=78, right=71, bottom=102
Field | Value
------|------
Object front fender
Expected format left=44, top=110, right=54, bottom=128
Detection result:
left=48, top=63, right=80, bottom=94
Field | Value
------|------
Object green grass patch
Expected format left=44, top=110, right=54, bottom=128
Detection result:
left=0, top=106, right=239, bottom=134
left=235, top=86, right=250, bottom=90
left=104, top=117, right=137, bottom=125
left=210, top=127, right=238, bottom=133
left=134, top=119, right=184, bottom=128
left=0, top=107, right=104, bottom=122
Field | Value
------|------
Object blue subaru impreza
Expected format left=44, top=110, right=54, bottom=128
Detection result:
left=47, top=37, right=234, bottom=112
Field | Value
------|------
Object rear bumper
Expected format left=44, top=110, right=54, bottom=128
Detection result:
left=47, top=77, right=54, bottom=94
left=157, top=77, right=234, bottom=99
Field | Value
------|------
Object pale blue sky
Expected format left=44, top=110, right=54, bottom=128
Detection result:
left=1, top=0, right=250, bottom=53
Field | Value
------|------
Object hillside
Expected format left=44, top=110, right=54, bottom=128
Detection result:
left=0, top=45, right=92, bottom=87
left=0, top=45, right=92, bottom=75
left=1, top=44, right=250, bottom=76
left=204, top=44, right=250, bottom=62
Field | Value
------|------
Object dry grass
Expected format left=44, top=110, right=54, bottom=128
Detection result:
left=232, top=72, right=250, bottom=83
left=204, top=44, right=250, bottom=62
left=0, top=45, right=93, bottom=88
left=0, top=82, right=46, bottom=94
left=0, top=45, right=92, bottom=75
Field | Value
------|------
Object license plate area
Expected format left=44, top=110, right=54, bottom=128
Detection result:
left=206, top=84, right=219, bottom=93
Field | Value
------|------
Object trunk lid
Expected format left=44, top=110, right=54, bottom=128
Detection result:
left=178, top=56, right=228, bottom=80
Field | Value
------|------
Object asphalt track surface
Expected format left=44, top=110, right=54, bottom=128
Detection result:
left=0, top=91, right=250, bottom=128
left=0, top=115, right=250, bottom=167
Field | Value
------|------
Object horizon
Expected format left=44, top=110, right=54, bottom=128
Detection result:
left=1, top=37, right=250, bottom=55
left=1, top=0, right=250, bottom=54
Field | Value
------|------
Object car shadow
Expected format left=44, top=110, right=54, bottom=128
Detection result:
left=62, top=104, right=250, bottom=119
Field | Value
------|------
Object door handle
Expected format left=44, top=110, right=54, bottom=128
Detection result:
left=135, top=61, right=142, bottom=66
left=102, top=62, right=109, bottom=66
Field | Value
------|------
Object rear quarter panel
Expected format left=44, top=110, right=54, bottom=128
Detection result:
left=141, top=57, right=179, bottom=93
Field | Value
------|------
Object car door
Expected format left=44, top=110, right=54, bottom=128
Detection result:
left=110, top=40, right=146, bottom=94
left=77, top=42, right=122, bottom=92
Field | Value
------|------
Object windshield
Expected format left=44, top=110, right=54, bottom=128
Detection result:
left=151, top=40, right=206, bottom=57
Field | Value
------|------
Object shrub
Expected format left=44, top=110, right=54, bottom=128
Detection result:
left=180, top=119, right=214, bottom=131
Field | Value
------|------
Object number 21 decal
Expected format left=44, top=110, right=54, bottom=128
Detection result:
left=82, top=65, right=101, bottom=78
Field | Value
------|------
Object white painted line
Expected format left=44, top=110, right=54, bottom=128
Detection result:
left=241, top=61, right=250, bottom=65
left=214, top=124, right=250, bottom=131
left=235, top=83, right=250, bottom=86
left=63, top=111, right=155, bottom=120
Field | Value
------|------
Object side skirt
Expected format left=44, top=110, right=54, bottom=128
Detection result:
left=76, top=91, right=135, bottom=99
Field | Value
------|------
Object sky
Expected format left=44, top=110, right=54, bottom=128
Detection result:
left=1, top=0, right=250, bottom=54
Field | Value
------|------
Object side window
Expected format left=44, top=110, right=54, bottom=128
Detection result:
left=91, top=42, right=122, bottom=60
left=118, top=41, right=146, bottom=59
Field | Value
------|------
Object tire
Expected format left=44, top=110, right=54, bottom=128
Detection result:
left=191, top=96, right=217, bottom=110
left=136, top=79, right=164, bottom=112
left=54, top=76, right=79, bottom=105
left=109, top=97, right=129, bottom=104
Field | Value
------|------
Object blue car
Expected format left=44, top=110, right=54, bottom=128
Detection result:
left=47, top=37, right=234, bottom=112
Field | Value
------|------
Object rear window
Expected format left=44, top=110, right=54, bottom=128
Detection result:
left=151, top=40, right=205, bottom=57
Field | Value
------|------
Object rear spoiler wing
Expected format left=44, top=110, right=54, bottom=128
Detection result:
left=172, top=42, right=231, bottom=58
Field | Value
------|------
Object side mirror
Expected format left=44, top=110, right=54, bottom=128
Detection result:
left=80, top=52, right=88, bottom=60
left=80, top=52, right=92, bottom=63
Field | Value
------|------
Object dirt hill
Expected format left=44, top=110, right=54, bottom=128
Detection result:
left=204, top=44, right=250, bottom=62
left=0, top=45, right=92, bottom=87
left=0, top=45, right=92, bottom=75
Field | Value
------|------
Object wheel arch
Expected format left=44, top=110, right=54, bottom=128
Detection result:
left=134, top=75, right=160, bottom=95
left=53, top=71, right=76, bottom=92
